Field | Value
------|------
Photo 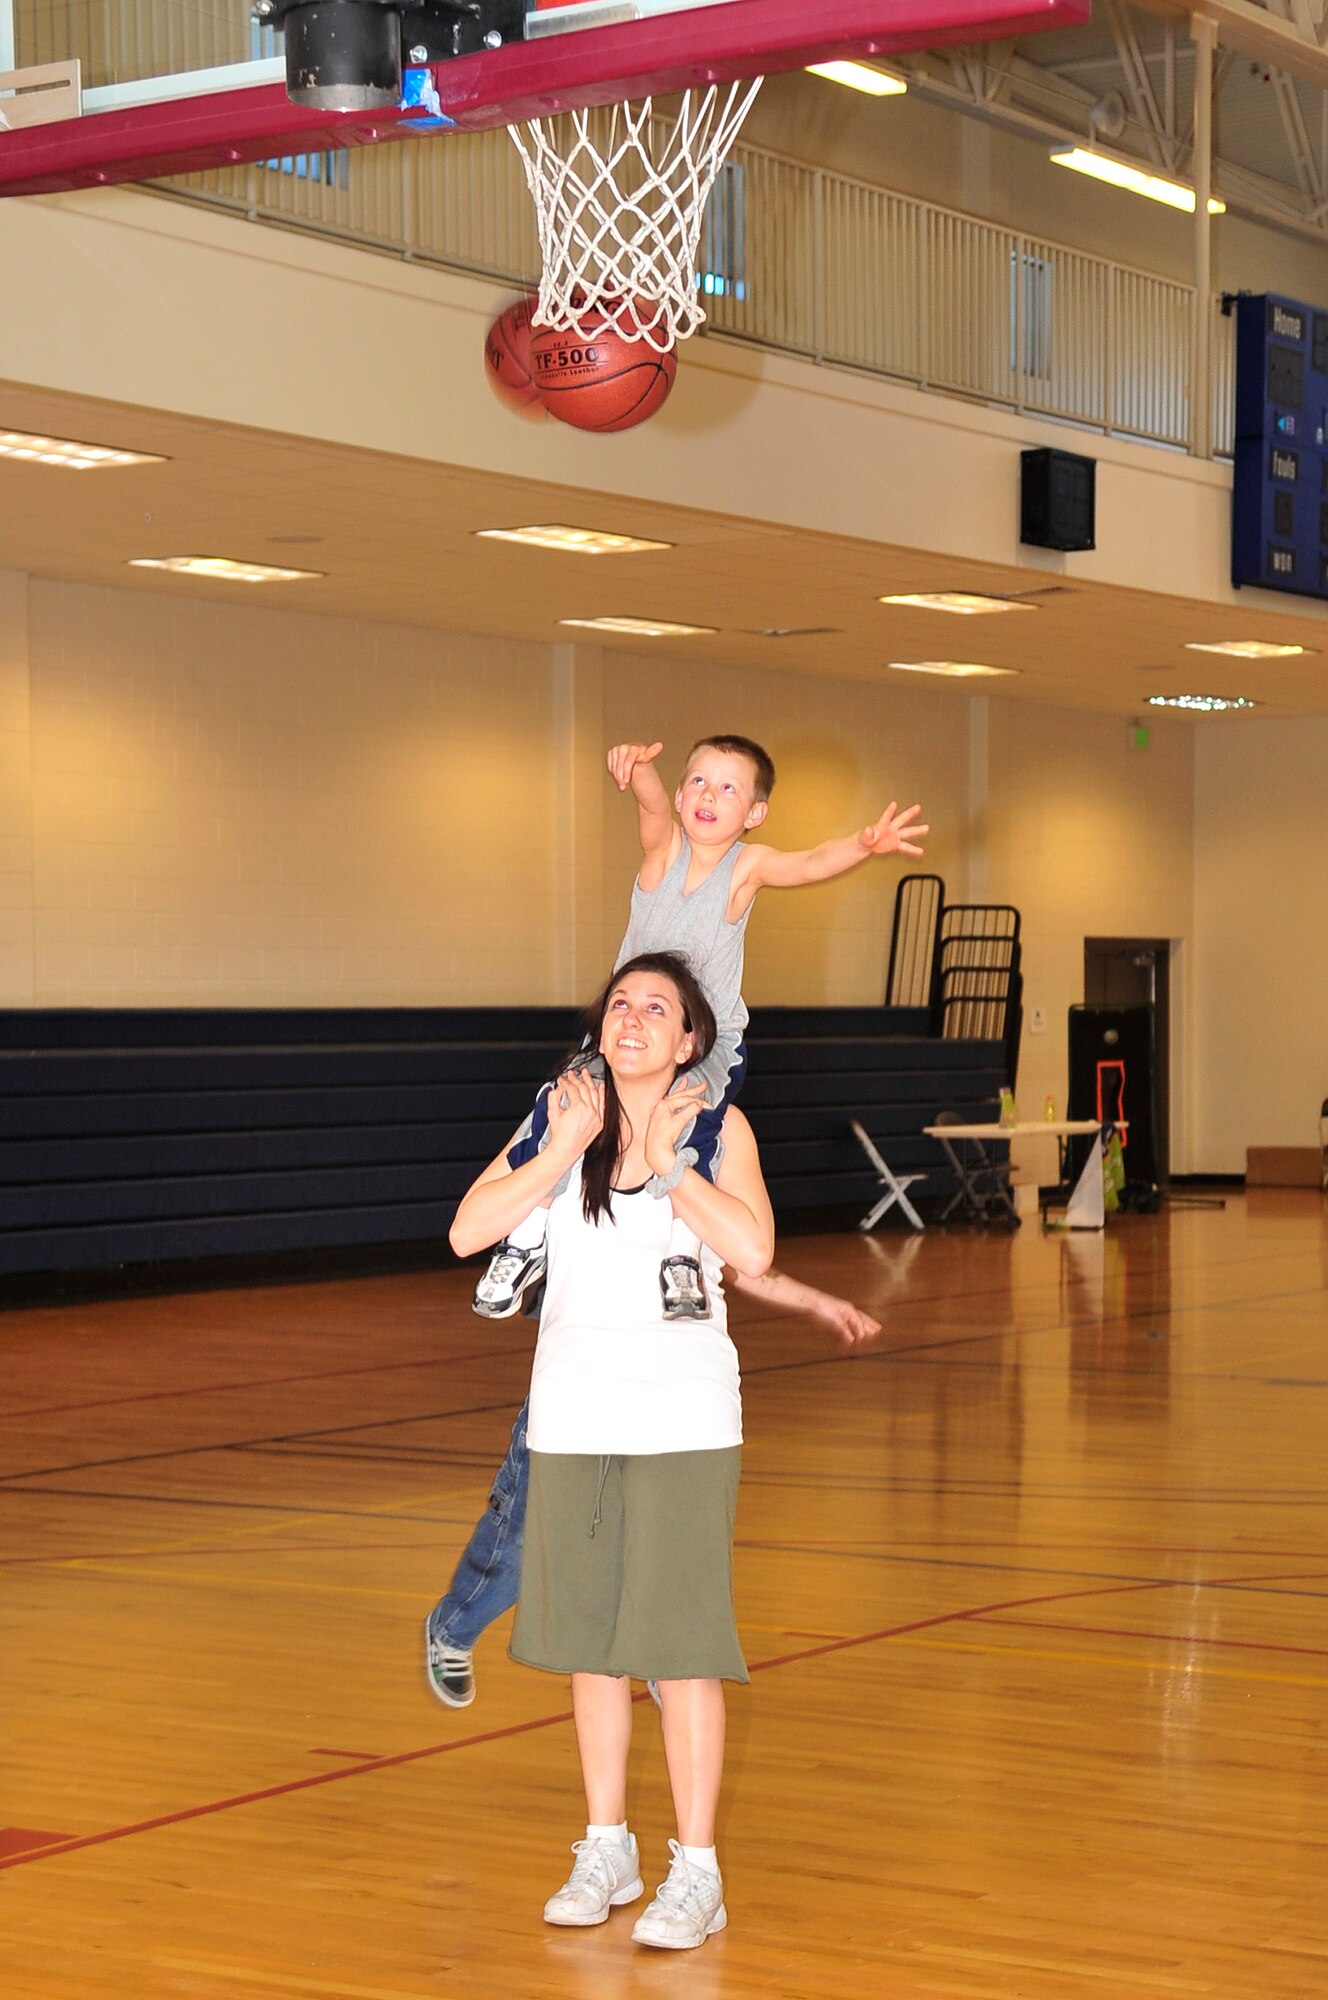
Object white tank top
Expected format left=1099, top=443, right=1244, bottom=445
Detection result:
left=527, top=1162, right=742, bottom=1456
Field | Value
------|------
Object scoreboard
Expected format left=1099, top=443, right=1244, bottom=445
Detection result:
left=1232, top=291, right=1328, bottom=600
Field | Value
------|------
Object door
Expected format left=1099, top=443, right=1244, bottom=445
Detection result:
left=1083, top=938, right=1170, bottom=1182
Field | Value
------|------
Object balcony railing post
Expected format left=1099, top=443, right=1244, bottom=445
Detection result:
left=812, top=167, right=825, bottom=362
left=1014, top=231, right=1026, bottom=413
left=917, top=212, right=929, bottom=392
left=401, top=145, right=416, bottom=263
left=1190, top=15, right=1216, bottom=457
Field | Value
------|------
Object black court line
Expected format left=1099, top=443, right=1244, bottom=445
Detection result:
left=0, top=1397, right=524, bottom=1486
left=4, top=1267, right=1322, bottom=1490
left=0, top=1485, right=485, bottom=1527
left=736, top=1541, right=1328, bottom=1596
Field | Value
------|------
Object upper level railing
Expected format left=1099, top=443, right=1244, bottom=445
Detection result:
left=15, top=2, right=1236, bottom=458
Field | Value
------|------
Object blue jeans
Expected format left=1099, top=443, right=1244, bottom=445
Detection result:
left=427, top=1403, right=529, bottom=1650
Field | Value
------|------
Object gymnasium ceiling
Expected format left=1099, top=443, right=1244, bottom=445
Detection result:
left=4, top=376, right=1328, bottom=720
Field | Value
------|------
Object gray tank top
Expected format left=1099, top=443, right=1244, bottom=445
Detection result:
left=615, top=838, right=751, bottom=1034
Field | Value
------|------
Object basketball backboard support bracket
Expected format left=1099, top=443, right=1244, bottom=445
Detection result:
left=0, top=0, right=1090, bottom=197
left=0, top=61, right=80, bottom=132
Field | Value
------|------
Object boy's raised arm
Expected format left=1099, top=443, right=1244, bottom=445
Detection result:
left=746, top=800, right=929, bottom=891
left=606, top=739, right=676, bottom=858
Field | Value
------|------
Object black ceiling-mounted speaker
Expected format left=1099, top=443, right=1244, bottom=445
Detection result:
left=1020, top=447, right=1096, bottom=552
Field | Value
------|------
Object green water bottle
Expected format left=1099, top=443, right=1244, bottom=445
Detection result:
left=999, top=1088, right=1017, bottom=1128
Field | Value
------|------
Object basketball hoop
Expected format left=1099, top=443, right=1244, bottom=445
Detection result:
left=509, top=80, right=763, bottom=352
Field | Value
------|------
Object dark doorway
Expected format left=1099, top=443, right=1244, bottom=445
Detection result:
left=1084, top=938, right=1170, bottom=1181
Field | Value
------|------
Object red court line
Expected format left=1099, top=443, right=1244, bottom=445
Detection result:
left=977, top=1615, right=1328, bottom=1660
left=0, top=1705, right=577, bottom=1872
left=0, top=1341, right=520, bottom=1424
left=0, top=1572, right=1182, bottom=1874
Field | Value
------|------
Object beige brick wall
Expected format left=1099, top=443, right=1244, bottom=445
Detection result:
left=4, top=572, right=1218, bottom=1172
left=1194, top=715, right=1328, bottom=1172
left=0, top=570, right=35, bottom=1006
left=985, top=699, right=1195, bottom=1163
left=21, top=578, right=559, bottom=1006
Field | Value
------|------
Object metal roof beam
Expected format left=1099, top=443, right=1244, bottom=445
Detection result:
left=1133, top=0, right=1328, bottom=91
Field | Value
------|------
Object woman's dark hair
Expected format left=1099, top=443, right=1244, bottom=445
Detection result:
left=574, top=951, right=717, bottom=1225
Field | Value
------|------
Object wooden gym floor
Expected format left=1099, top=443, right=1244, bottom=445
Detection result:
left=2, top=1192, right=1325, bottom=2000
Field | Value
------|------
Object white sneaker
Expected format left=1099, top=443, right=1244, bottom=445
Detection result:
left=543, top=1834, right=643, bottom=1927
left=472, top=1241, right=546, bottom=1319
left=631, top=1840, right=727, bottom=1950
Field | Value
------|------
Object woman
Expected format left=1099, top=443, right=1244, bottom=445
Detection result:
left=449, top=950, right=774, bottom=1952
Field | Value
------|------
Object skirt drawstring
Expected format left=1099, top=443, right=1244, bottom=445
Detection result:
left=589, top=1455, right=611, bottom=1538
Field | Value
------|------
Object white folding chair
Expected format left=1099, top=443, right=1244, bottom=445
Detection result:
left=850, top=1119, right=926, bottom=1233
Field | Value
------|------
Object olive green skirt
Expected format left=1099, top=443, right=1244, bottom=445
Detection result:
left=510, top=1446, right=747, bottom=1684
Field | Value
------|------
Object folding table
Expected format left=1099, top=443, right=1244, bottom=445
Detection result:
left=922, top=1119, right=1105, bottom=1226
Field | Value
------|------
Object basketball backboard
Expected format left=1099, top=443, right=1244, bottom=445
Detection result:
left=0, top=0, right=1090, bottom=197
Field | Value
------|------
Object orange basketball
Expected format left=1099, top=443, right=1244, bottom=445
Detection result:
left=484, top=295, right=543, bottom=415
left=529, top=307, right=677, bottom=433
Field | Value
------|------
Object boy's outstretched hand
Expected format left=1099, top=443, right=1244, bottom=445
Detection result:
left=607, top=740, right=664, bottom=791
left=858, top=801, right=929, bottom=858
left=810, top=1295, right=883, bottom=1347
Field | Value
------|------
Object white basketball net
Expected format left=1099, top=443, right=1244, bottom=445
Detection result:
left=509, top=81, right=763, bottom=352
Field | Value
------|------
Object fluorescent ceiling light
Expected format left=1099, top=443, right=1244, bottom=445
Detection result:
left=806, top=60, right=906, bottom=97
left=1050, top=147, right=1225, bottom=215
left=880, top=591, right=1034, bottom=616
left=1184, top=639, right=1308, bottom=659
left=476, top=524, right=671, bottom=555
left=559, top=615, right=716, bottom=638
left=128, top=556, right=322, bottom=582
left=1147, top=693, right=1259, bottom=711
left=888, top=660, right=1020, bottom=679
left=0, top=428, right=166, bottom=470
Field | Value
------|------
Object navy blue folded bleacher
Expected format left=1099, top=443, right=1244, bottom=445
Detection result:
left=0, top=1006, right=1003, bottom=1284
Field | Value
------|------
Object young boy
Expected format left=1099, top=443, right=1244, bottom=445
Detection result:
left=473, top=733, right=928, bottom=1320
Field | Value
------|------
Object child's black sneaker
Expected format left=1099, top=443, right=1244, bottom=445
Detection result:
left=424, top=1617, right=476, bottom=1707
left=660, top=1255, right=709, bottom=1320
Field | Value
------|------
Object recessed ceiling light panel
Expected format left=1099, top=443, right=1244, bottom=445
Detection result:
left=880, top=592, right=1034, bottom=616
left=888, top=660, right=1020, bottom=679
left=477, top=525, right=671, bottom=555
left=128, top=556, right=323, bottom=583
left=559, top=616, right=716, bottom=638
left=1147, top=694, right=1260, bottom=711
left=1184, top=639, right=1309, bottom=659
left=0, top=429, right=165, bottom=471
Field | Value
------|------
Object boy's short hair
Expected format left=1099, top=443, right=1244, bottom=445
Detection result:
left=687, top=733, right=776, bottom=802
